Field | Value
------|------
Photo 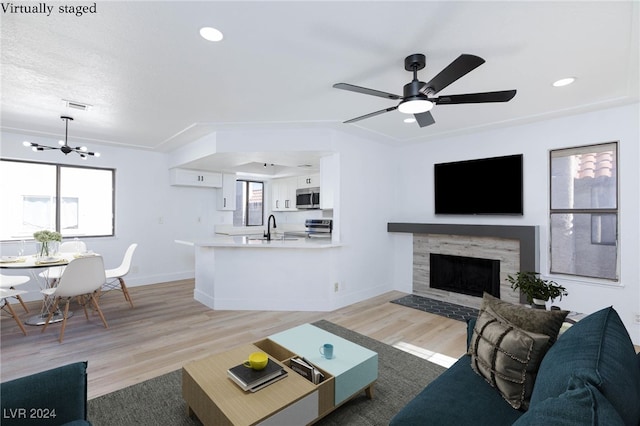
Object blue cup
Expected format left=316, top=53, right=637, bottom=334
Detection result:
left=319, top=343, right=334, bottom=359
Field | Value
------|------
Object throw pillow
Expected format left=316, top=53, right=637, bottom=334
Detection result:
left=469, top=305, right=550, bottom=410
left=481, top=292, right=569, bottom=345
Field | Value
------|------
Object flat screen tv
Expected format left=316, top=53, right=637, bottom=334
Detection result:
left=434, top=154, right=523, bottom=215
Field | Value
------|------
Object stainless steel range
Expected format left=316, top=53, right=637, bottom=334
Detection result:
left=304, top=219, right=332, bottom=238
left=285, top=219, right=333, bottom=239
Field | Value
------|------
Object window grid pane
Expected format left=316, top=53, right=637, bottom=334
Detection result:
left=247, top=182, right=263, bottom=226
left=233, top=180, right=264, bottom=227
left=550, top=213, right=617, bottom=280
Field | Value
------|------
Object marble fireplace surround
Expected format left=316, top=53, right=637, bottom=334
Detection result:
left=388, top=223, right=539, bottom=308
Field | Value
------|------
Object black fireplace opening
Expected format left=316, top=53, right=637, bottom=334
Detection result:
left=430, top=253, right=500, bottom=298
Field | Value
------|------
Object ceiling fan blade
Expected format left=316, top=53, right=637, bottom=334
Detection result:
left=422, top=54, right=485, bottom=95
left=343, top=106, right=398, bottom=123
left=333, top=83, right=402, bottom=100
left=434, top=90, right=517, bottom=105
left=414, top=111, right=435, bottom=127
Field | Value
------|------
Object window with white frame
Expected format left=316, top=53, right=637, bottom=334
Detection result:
left=549, top=142, right=618, bottom=281
left=233, top=180, right=264, bottom=226
left=0, top=159, right=115, bottom=241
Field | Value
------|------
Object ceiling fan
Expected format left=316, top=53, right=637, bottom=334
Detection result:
left=333, top=53, right=516, bottom=127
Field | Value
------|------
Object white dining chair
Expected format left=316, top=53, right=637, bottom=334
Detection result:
left=0, top=288, right=28, bottom=335
left=38, top=240, right=88, bottom=284
left=41, top=256, right=108, bottom=343
left=102, top=243, right=137, bottom=308
left=0, top=274, right=30, bottom=313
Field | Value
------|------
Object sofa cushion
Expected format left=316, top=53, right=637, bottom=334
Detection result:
left=513, top=376, right=624, bottom=426
left=480, top=292, right=569, bottom=346
left=389, top=354, right=523, bottom=426
left=470, top=305, right=550, bottom=409
left=530, top=307, right=640, bottom=426
left=0, top=361, right=88, bottom=426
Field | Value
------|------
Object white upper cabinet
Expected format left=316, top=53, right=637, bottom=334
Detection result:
left=271, top=177, right=297, bottom=211
left=217, top=174, right=237, bottom=210
left=297, top=174, right=320, bottom=189
left=170, top=168, right=222, bottom=188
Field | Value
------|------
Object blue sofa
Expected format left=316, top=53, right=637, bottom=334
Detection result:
left=0, top=361, right=91, bottom=426
left=390, top=306, right=640, bottom=425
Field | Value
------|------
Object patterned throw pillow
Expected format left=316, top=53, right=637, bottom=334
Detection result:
left=480, top=292, right=569, bottom=346
left=469, top=305, right=551, bottom=410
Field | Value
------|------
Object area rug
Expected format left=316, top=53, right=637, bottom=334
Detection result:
left=391, top=294, right=479, bottom=322
left=87, top=320, right=446, bottom=426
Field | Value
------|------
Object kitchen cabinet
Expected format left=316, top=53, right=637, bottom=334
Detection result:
left=217, top=174, right=237, bottom=210
left=170, top=168, right=222, bottom=188
left=297, top=174, right=320, bottom=189
left=271, top=177, right=297, bottom=211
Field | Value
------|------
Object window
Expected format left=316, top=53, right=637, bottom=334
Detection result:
left=233, top=180, right=264, bottom=226
left=549, top=142, right=618, bottom=280
left=0, top=159, right=115, bottom=240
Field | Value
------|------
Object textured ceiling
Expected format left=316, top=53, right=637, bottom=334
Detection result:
left=1, top=1, right=638, bottom=154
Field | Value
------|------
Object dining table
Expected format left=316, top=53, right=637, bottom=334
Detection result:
left=0, top=252, right=98, bottom=325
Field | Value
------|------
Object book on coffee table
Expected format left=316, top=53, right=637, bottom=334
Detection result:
left=227, top=359, right=287, bottom=392
left=289, top=357, right=325, bottom=384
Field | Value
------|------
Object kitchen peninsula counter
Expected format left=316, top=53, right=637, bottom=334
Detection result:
left=176, top=235, right=340, bottom=249
left=176, top=236, right=342, bottom=312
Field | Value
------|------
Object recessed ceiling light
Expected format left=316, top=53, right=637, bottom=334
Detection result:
left=553, top=77, right=576, bottom=87
left=200, top=27, right=223, bottom=42
left=404, top=117, right=416, bottom=124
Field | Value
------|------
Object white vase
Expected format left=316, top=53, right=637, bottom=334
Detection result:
left=532, top=298, right=547, bottom=309
left=36, top=241, right=59, bottom=258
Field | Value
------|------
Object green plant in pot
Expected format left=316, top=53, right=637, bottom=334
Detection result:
left=506, top=271, right=568, bottom=308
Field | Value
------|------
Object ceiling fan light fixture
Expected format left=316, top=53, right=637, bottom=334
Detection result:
left=200, top=26, right=223, bottom=42
left=553, top=77, right=576, bottom=87
left=398, top=98, right=434, bottom=114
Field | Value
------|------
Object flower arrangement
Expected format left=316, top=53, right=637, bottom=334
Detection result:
left=33, top=230, right=62, bottom=257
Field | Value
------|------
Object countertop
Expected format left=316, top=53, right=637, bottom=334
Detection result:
left=175, top=234, right=340, bottom=249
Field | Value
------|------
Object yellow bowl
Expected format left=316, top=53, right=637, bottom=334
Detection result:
left=244, top=352, right=268, bottom=370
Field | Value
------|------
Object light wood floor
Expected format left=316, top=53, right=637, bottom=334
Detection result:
left=0, top=280, right=467, bottom=399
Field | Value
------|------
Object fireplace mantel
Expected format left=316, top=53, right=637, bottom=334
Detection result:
left=387, top=223, right=539, bottom=274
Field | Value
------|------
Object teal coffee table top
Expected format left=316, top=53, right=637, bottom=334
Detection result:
left=269, top=323, right=378, bottom=405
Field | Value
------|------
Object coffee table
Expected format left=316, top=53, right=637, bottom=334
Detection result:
left=182, top=323, right=378, bottom=425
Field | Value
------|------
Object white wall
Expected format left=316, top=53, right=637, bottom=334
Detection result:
left=327, top=130, right=396, bottom=308
left=0, top=131, right=215, bottom=300
left=169, top=127, right=399, bottom=309
left=4, top=104, right=636, bottom=343
left=0, top=126, right=398, bottom=312
left=390, top=103, right=640, bottom=344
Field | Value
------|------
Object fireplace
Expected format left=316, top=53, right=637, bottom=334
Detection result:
left=388, top=223, right=538, bottom=307
left=430, top=253, right=500, bottom=298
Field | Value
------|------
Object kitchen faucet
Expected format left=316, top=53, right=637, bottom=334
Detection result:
left=265, top=214, right=277, bottom=241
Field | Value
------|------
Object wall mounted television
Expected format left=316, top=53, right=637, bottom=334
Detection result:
left=434, top=154, right=523, bottom=215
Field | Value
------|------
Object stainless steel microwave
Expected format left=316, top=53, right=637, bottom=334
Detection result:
left=296, top=187, right=320, bottom=209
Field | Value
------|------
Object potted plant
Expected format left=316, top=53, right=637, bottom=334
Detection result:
left=506, top=271, right=568, bottom=308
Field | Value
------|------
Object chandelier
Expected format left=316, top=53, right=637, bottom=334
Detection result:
left=23, top=116, right=100, bottom=159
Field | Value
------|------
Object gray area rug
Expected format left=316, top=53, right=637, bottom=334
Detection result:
left=88, top=320, right=446, bottom=425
